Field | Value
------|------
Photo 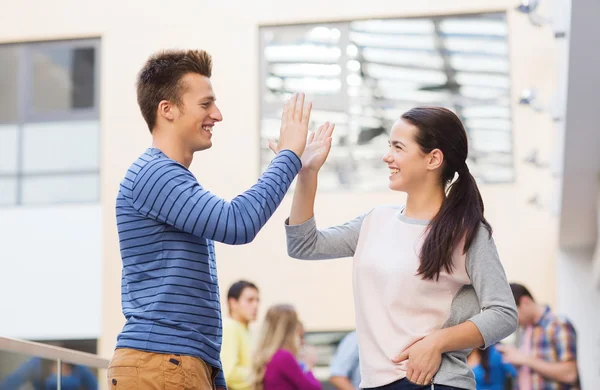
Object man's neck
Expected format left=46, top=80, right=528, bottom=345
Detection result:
left=532, top=304, right=546, bottom=325
left=151, top=133, right=193, bottom=168
left=230, top=314, right=249, bottom=328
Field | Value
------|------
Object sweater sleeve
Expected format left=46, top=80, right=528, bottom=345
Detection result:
left=126, top=150, right=301, bottom=245
left=285, top=213, right=369, bottom=260
left=466, top=225, right=519, bottom=348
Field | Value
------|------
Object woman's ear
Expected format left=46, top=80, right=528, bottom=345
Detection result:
left=427, top=148, right=444, bottom=171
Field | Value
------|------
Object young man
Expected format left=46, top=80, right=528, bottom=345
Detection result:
left=497, top=283, right=580, bottom=390
left=329, top=330, right=361, bottom=390
left=221, top=281, right=260, bottom=390
left=107, top=49, right=315, bottom=390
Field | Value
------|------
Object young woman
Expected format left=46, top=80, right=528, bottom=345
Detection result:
left=467, top=344, right=517, bottom=390
left=283, top=107, right=518, bottom=390
left=251, top=304, right=321, bottom=390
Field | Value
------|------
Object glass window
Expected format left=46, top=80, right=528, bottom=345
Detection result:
left=30, top=44, right=96, bottom=114
left=0, top=39, right=100, bottom=207
left=21, top=174, right=99, bottom=204
left=259, top=13, right=513, bottom=190
left=0, top=125, right=19, bottom=174
left=0, top=178, right=18, bottom=206
left=0, top=45, right=20, bottom=123
left=22, top=120, right=99, bottom=173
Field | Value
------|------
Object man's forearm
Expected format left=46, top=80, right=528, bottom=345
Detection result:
left=525, top=358, right=578, bottom=385
left=330, top=376, right=356, bottom=390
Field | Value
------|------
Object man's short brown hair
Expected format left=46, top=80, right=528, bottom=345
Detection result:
left=136, top=49, right=212, bottom=132
left=510, top=282, right=535, bottom=306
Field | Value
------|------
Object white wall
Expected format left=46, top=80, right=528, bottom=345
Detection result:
left=556, top=249, right=600, bottom=389
left=554, top=0, right=600, bottom=386
left=0, top=205, right=102, bottom=340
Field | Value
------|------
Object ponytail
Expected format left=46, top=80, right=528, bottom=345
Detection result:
left=401, top=106, right=492, bottom=281
left=417, top=165, right=492, bottom=280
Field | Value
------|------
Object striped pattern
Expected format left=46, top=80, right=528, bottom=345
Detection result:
left=521, top=305, right=579, bottom=390
left=115, top=148, right=301, bottom=388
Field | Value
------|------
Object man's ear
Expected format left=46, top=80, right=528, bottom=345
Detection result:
left=157, top=100, right=176, bottom=122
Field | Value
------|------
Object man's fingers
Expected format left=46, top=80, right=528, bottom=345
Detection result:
left=496, top=345, right=510, bottom=353
left=301, top=101, right=312, bottom=125
left=281, top=99, right=290, bottom=122
left=287, top=93, right=298, bottom=122
left=294, top=92, right=305, bottom=122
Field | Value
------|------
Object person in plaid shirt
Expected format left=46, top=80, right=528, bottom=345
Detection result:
left=496, top=283, right=579, bottom=390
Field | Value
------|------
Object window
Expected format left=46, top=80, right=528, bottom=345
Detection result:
left=0, top=39, right=100, bottom=206
left=259, top=14, right=513, bottom=191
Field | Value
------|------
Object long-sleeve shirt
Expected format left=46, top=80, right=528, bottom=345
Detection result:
left=263, top=349, right=322, bottom=390
left=221, top=318, right=252, bottom=390
left=115, top=147, right=301, bottom=389
left=285, top=205, right=518, bottom=390
left=329, top=331, right=361, bottom=389
left=518, top=305, right=579, bottom=390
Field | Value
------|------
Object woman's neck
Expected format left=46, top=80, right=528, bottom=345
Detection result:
left=404, top=185, right=445, bottom=221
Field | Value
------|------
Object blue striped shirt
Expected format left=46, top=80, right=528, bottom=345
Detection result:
left=115, top=147, right=301, bottom=388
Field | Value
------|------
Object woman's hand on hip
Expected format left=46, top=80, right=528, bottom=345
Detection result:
left=392, top=334, right=443, bottom=386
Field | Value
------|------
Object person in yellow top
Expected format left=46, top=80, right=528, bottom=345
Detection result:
left=221, top=280, right=260, bottom=390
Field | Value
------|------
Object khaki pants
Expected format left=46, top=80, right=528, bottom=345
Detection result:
left=107, top=348, right=219, bottom=390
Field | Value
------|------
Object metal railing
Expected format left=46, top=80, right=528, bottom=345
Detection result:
left=0, top=336, right=109, bottom=390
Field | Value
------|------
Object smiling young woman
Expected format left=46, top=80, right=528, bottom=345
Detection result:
left=283, top=107, right=518, bottom=390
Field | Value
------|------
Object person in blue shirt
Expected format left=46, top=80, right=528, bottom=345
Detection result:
left=329, top=330, right=361, bottom=390
left=0, top=358, right=98, bottom=390
left=467, top=344, right=516, bottom=390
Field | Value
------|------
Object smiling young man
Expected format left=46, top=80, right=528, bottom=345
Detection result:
left=107, top=49, right=312, bottom=390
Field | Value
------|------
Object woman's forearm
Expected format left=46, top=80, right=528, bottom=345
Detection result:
left=289, top=170, right=319, bottom=225
left=431, top=321, right=485, bottom=353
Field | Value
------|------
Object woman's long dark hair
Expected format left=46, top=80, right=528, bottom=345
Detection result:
left=401, top=107, right=492, bottom=281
